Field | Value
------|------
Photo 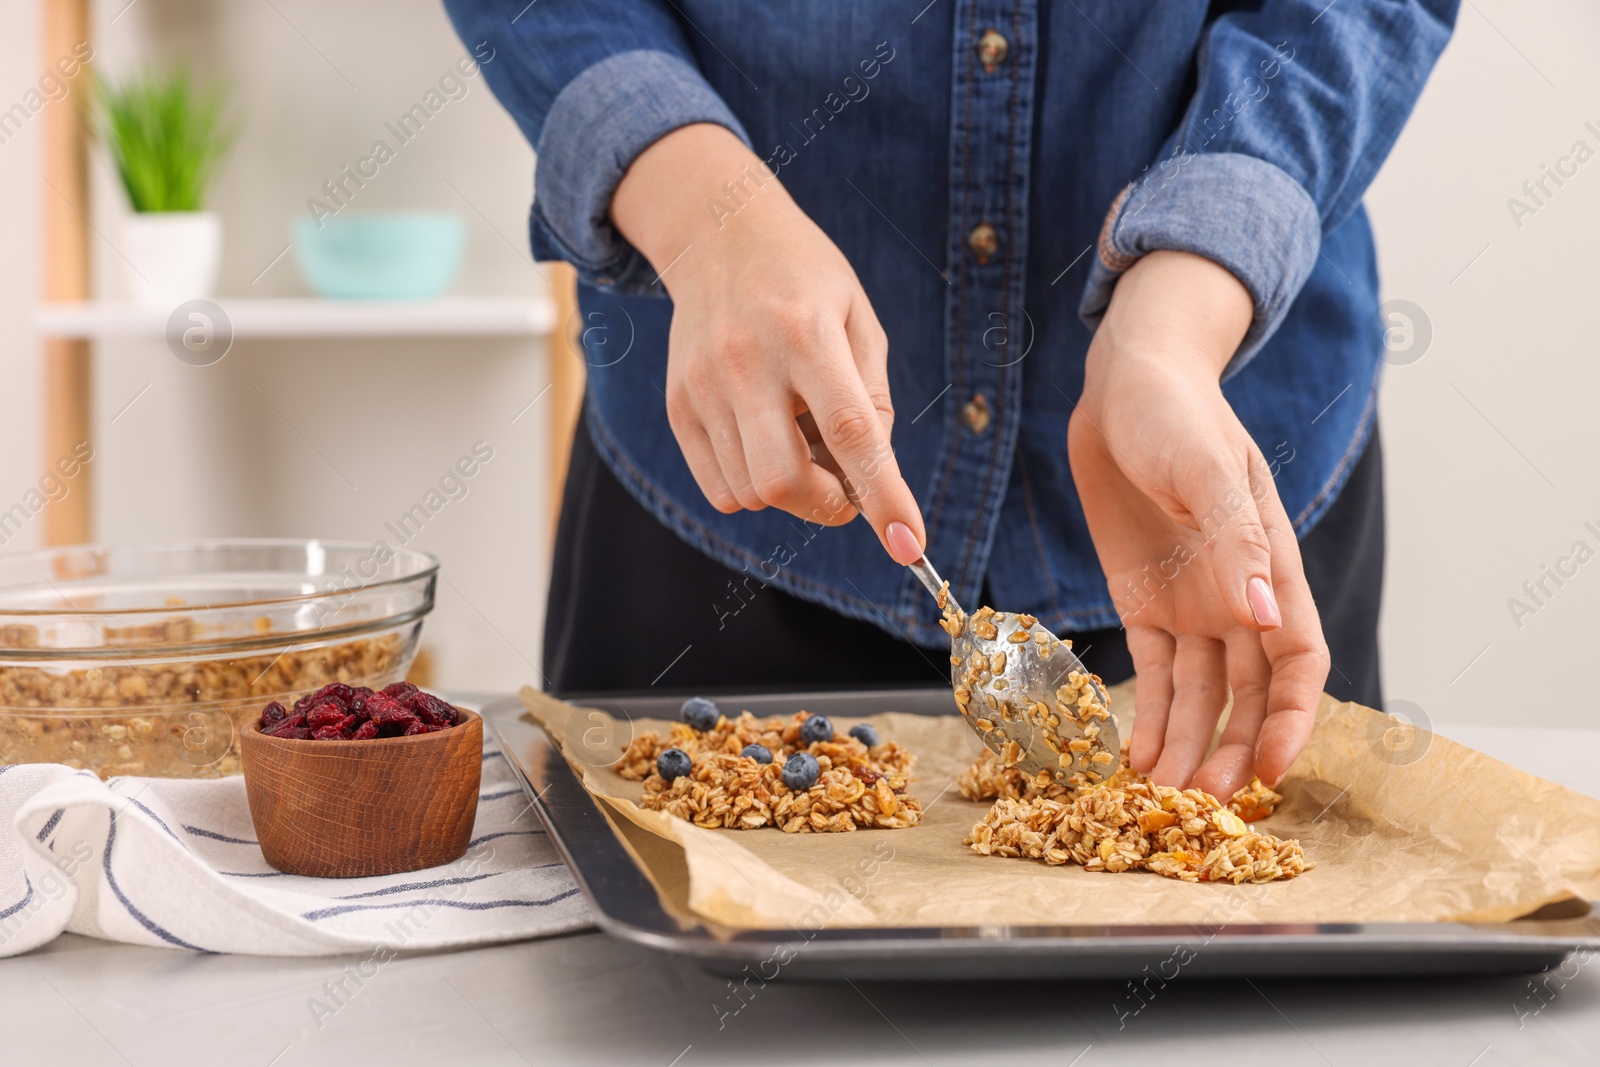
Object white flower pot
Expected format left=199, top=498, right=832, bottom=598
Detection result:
left=122, top=212, right=222, bottom=306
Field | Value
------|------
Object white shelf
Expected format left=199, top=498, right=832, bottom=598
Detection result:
left=36, top=297, right=557, bottom=339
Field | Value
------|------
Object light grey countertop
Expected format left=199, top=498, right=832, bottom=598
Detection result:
left=4, top=719, right=1597, bottom=1067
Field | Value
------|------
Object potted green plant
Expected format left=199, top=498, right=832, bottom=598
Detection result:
left=95, top=68, right=235, bottom=305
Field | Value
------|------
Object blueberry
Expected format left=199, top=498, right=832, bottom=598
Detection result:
left=799, top=713, right=834, bottom=745
left=782, top=752, right=820, bottom=791
left=848, top=723, right=879, bottom=748
left=656, top=747, right=692, bottom=782
left=740, top=743, right=773, bottom=764
left=680, top=696, right=720, bottom=732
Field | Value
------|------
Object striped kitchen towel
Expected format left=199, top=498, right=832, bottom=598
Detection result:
left=0, top=723, right=590, bottom=957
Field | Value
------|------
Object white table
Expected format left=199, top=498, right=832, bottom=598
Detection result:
left=4, top=721, right=1596, bottom=1067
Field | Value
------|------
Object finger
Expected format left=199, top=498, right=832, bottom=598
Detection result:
left=1149, top=634, right=1227, bottom=791
left=701, top=407, right=765, bottom=512
left=1167, top=445, right=1278, bottom=633
left=1254, top=642, right=1325, bottom=787
left=792, top=324, right=926, bottom=565
left=1209, top=451, right=1279, bottom=632
left=739, top=402, right=858, bottom=526
left=1192, top=632, right=1272, bottom=800
left=796, top=412, right=863, bottom=523
left=1126, top=627, right=1174, bottom=776
left=844, top=292, right=893, bottom=438
left=1253, top=490, right=1330, bottom=786
left=665, top=390, right=740, bottom=513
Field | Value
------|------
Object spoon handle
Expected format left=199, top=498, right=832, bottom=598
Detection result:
left=908, top=555, right=961, bottom=614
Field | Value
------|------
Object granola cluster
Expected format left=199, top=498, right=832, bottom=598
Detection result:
left=0, top=631, right=408, bottom=778
left=616, top=711, right=921, bottom=833
left=960, top=748, right=1309, bottom=884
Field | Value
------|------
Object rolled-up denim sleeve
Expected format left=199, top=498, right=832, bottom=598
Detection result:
left=1078, top=0, right=1458, bottom=376
left=443, top=0, right=749, bottom=294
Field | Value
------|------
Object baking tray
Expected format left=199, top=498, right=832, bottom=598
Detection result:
left=485, top=688, right=1600, bottom=980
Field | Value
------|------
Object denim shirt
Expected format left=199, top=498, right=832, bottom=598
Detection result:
left=446, top=0, right=1457, bottom=647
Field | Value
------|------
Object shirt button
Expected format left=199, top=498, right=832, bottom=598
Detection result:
left=977, top=29, right=1010, bottom=72
left=961, top=393, right=992, bottom=434
left=967, top=222, right=1000, bottom=263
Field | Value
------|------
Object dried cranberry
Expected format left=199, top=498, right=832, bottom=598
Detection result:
left=408, top=692, right=458, bottom=727
left=305, top=702, right=348, bottom=729
left=262, top=713, right=307, bottom=737
left=370, top=696, right=420, bottom=737
left=346, top=686, right=378, bottom=717
left=270, top=686, right=458, bottom=739
left=364, top=693, right=412, bottom=723
left=294, top=682, right=356, bottom=715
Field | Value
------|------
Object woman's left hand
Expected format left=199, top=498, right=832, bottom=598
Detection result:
left=1067, top=250, right=1331, bottom=801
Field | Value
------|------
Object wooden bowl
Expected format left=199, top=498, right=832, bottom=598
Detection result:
left=239, top=708, right=482, bottom=878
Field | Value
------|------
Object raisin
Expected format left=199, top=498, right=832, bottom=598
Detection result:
left=260, top=701, right=288, bottom=726
left=851, top=765, right=883, bottom=786
left=350, top=720, right=379, bottom=741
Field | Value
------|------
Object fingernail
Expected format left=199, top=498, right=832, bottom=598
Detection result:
left=884, top=521, right=923, bottom=565
left=1255, top=744, right=1282, bottom=788
left=1247, top=576, right=1281, bottom=628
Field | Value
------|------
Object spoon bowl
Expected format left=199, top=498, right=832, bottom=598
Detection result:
left=911, top=557, right=1121, bottom=783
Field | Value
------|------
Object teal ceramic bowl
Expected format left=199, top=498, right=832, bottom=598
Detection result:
left=293, top=213, right=466, bottom=299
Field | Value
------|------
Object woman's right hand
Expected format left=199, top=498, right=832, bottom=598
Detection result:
left=610, top=123, right=927, bottom=565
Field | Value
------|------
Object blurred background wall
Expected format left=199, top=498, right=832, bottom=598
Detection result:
left=1364, top=0, right=1600, bottom=732
left=4, top=0, right=554, bottom=695
left=0, top=0, right=1595, bottom=726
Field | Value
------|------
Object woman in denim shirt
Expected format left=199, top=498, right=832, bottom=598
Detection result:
left=447, top=0, right=1457, bottom=799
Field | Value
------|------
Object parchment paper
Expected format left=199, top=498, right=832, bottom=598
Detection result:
left=520, top=684, right=1600, bottom=929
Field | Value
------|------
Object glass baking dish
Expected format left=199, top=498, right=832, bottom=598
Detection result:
left=0, top=539, right=436, bottom=778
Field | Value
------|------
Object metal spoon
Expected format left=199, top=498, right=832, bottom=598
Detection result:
left=908, top=555, right=1122, bottom=784
left=799, top=435, right=1121, bottom=781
